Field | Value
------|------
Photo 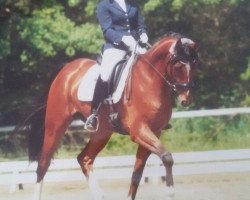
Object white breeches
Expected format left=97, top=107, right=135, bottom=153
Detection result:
left=100, top=48, right=127, bottom=82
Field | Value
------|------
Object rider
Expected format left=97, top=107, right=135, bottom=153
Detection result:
left=85, top=0, right=148, bottom=131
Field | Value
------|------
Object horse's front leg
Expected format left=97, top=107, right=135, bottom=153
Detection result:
left=127, top=145, right=151, bottom=200
left=130, top=123, right=174, bottom=199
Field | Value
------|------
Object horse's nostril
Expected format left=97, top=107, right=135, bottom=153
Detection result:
left=181, top=100, right=189, bottom=107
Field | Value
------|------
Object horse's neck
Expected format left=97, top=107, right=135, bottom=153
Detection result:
left=131, top=53, right=172, bottom=115
left=132, top=39, right=175, bottom=101
left=133, top=48, right=171, bottom=100
left=146, top=39, right=174, bottom=65
left=137, top=40, right=173, bottom=85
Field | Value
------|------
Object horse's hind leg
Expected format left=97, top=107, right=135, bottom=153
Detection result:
left=33, top=112, right=72, bottom=200
left=127, top=145, right=151, bottom=200
left=36, top=114, right=72, bottom=182
left=77, top=123, right=113, bottom=200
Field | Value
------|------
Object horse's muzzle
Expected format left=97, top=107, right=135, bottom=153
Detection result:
left=181, top=99, right=191, bottom=107
left=178, top=92, right=192, bottom=107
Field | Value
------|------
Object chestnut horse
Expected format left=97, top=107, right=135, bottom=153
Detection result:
left=29, top=33, right=198, bottom=200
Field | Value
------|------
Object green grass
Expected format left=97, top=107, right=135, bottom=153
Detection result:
left=167, top=114, right=250, bottom=151
left=1, top=114, right=250, bottom=161
left=57, top=114, right=250, bottom=158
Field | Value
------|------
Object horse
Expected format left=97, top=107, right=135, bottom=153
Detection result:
left=28, top=33, right=198, bottom=200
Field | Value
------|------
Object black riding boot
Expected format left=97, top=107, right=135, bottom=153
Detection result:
left=85, top=76, right=107, bottom=131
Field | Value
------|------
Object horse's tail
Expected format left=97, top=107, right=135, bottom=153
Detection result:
left=27, top=104, right=46, bottom=161
left=26, top=63, right=67, bottom=161
left=25, top=64, right=65, bottom=161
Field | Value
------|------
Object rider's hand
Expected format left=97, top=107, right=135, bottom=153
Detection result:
left=122, top=35, right=137, bottom=51
left=140, top=33, right=148, bottom=44
left=137, top=46, right=147, bottom=54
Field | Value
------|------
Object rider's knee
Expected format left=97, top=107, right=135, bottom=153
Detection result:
left=100, top=72, right=109, bottom=82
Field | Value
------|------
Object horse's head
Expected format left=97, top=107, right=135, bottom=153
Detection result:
left=166, top=37, right=199, bottom=107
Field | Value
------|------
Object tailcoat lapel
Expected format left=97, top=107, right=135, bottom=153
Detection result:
left=110, top=0, right=126, bottom=13
left=126, top=0, right=132, bottom=13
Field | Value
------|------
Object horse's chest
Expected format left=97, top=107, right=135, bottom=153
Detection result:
left=146, top=101, right=172, bottom=125
left=146, top=105, right=167, bottom=122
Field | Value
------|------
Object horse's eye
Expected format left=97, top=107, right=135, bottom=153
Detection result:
left=174, top=61, right=182, bottom=68
left=174, top=61, right=183, bottom=68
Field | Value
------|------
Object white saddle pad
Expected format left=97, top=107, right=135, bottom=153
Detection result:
left=77, top=64, right=100, bottom=101
left=77, top=53, right=136, bottom=104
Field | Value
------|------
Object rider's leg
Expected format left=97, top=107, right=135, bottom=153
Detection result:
left=85, top=48, right=126, bottom=131
left=91, top=76, right=108, bottom=113
left=84, top=76, right=107, bottom=131
left=99, top=48, right=127, bottom=82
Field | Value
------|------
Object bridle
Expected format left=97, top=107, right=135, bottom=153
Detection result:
left=167, top=54, right=195, bottom=91
left=139, top=52, right=195, bottom=93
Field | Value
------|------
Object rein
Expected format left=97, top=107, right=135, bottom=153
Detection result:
left=139, top=54, right=179, bottom=91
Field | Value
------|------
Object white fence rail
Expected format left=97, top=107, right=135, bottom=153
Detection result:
left=1, top=149, right=250, bottom=193
left=0, top=108, right=249, bottom=192
left=1, top=107, right=250, bottom=133
left=172, top=107, right=250, bottom=118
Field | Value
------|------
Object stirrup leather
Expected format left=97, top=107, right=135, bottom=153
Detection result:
left=84, top=113, right=99, bottom=132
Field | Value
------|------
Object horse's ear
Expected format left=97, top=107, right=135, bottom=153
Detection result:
left=190, top=42, right=199, bottom=50
left=175, top=38, right=183, bottom=54
left=169, top=38, right=183, bottom=55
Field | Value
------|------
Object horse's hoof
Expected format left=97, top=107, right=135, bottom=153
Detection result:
left=164, top=186, right=175, bottom=199
left=90, top=187, right=104, bottom=200
left=91, top=194, right=104, bottom=200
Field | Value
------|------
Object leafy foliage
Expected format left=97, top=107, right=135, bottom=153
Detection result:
left=19, top=5, right=102, bottom=58
left=0, top=0, right=249, bottom=126
left=144, top=0, right=250, bottom=108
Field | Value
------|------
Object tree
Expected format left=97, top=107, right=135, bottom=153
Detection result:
left=144, top=0, right=250, bottom=108
left=0, top=0, right=249, bottom=125
left=0, top=0, right=103, bottom=125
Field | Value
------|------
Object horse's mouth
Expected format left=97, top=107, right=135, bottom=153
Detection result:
left=181, top=100, right=191, bottom=107
left=178, top=94, right=192, bottom=107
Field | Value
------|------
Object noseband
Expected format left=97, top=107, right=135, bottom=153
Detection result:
left=174, top=82, right=194, bottom=91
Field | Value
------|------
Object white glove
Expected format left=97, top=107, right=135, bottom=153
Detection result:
left=140, top=33, right=148, bottom=44
left=122, top=35, right=137, bottom=51
left=136, top=46, right=147, bottom=54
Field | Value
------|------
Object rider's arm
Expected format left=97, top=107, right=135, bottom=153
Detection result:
left=97, top=2, right=123, bottom=46
left=136, top=6, right=147, bottom=36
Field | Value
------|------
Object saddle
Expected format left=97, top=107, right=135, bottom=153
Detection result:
left=96, top=53, right=130, bottom=97
left=78, top=45, right=145, bottom=134
left=96, top=53, right=131, bottom=135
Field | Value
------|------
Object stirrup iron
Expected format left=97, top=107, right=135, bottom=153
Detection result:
left=84, top=113, right=99, bottom=132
